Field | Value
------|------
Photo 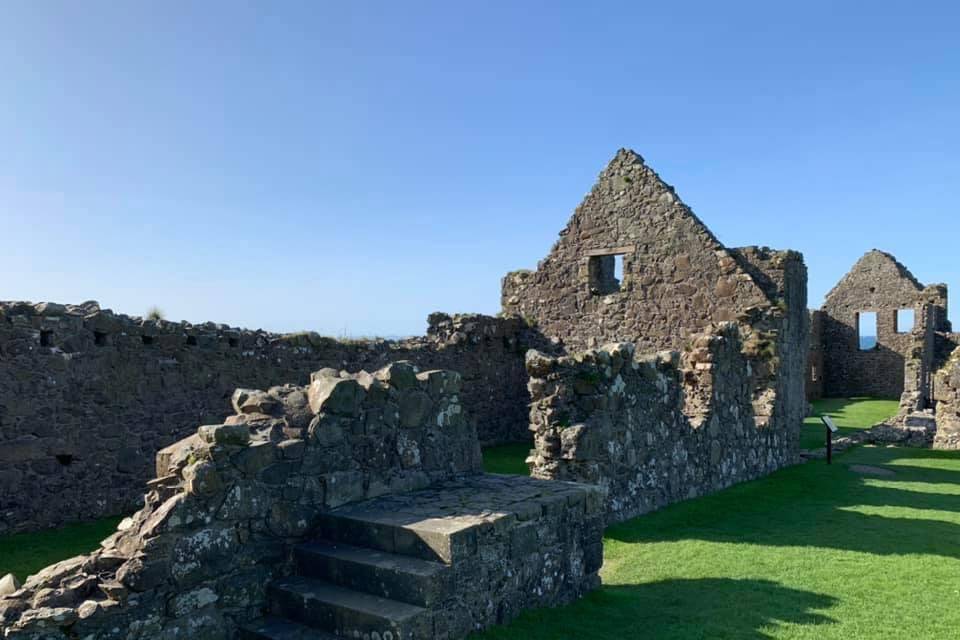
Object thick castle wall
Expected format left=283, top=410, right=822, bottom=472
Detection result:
left=0, top=302, right=532, bottom=533
left=526, top=317, right=801, bottom=524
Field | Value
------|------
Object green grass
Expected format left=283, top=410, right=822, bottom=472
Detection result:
left=475, top=444, right=960, bottom=639
left=800, top=397, right=899, bottom=449
left=482, top=442, right=532, bottom=475
left=0, top=516, right=122, bottom=581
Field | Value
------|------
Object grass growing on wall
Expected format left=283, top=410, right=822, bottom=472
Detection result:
left=0, top=517, right=122, bottom=581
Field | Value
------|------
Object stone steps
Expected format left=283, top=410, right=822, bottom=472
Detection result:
left=239, top=615, right=340, bottom=640
left=316, top=506, right=482, bottom=565
left=269, top=576, right=433, bottom=639
left=242, top=474, right=602, bottom=639
left=295, top=540, right=449, bottom=607
left=905, top=413, right=937, bottom=429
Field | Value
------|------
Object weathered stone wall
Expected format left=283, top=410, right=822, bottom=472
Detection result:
left=501, top=149, right=775, bottom=353
left=526, top=318, right=802, bottom=524
left=933, top=346, right=960, bottom=449
left=819, top=250, right=949, bottom=400
left=0, top=363, right=602, bottom=640
left=807, top=311, right=824, bottom=401
left=0, top=302, right=532, bottom=533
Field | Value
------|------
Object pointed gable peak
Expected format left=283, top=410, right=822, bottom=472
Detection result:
left=853, top=249, right=924, bottom=290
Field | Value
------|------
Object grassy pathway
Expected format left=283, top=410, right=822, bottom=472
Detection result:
left=799, top=397, right=899, bottom=449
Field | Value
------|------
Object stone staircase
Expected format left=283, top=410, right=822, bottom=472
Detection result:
left=239, top=474, right=604, bottom=640
left=240, top=517, right=450, bottom=639
left=904, top=411, right=937, bottom=431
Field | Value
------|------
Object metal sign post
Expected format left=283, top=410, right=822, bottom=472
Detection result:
left=821, top=415, right=838, bottom=464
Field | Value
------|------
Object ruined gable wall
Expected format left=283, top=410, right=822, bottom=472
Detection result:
left=820, top=252, right=929, bottom=399
left=526, top=318, right=799, bottom=523
left=501, top=150, right=771, bottom=353
left=0, top=303, right=532, bottom=534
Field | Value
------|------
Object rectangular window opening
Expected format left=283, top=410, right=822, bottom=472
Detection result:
left=858, top=312, right=877, bottom=350
left=811, top=365, right=819, bottom=382
left=94, top=331, right=108, bottom=346
left=186, top=335, right=198, bottom=346
left=896, top=308, right=915, bottom=334
left=40, top=330, right=53, bottom=347
left=142, top=335, right=155, bottom=346
left=588, top=253, right=626, bottom=295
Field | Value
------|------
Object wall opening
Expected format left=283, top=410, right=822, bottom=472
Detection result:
left=811, top=365, right=819, bottom=382
left=142, top=335, right=155, bottom=346
left=94, top=331, right=108, bottom=346
left=186, top=335, right=198, bottom=346
left=588, top=253, right=625, bottom=295
left=55, top=454, right=74, bottom=467
left=39, top=330, right=53, bottom=347
left=228, top=337, right=239, bottom=348
left=858, top=312, right=877, bottom=350
left=896, top=308, right=915, bottom=334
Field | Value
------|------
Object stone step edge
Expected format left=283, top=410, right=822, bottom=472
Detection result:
left=270, top=576, right=430, bottom=623
left=296, top=539, right=448, bottom=578
left=238, top=615, right=340, bottom=640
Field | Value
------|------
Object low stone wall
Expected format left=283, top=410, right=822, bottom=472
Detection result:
left=0, top=362, right=481, bottom=638
left=0, top=302, right=534, bottom=533
left=526, top=320, right=799, bottom=524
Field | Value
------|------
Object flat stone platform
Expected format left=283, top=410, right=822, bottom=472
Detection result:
left=243, top=474, right=605, bottom=639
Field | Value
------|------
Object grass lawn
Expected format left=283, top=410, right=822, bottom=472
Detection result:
left=474, top=444, right=960, bottom=639
left=476, top=397, right=960, bottom=639
left=800, top=397, right=899, bottom=449
left=0, top=516, right=122, bottom=581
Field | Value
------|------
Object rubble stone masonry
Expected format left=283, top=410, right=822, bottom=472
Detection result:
left=0, top=302, right=534, bottom=533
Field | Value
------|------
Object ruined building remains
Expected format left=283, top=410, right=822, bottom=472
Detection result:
left=2, top=149, right=812, bottom=639
left=504, top=149, right=809, bottom=522
left=0, top=305, right=536, bottom=534
left=807, top=250, right=960, bottom=449
left=0, top=363, right=603, bottom=639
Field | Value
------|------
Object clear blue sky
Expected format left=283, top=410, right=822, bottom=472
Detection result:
left=3, top=2, right=957, bottom=337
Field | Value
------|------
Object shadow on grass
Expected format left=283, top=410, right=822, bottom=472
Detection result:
left=606, top=447, right=960, bottom=560
left=475, top=578, right=836, bottom=639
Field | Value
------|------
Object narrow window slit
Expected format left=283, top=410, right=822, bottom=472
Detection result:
left=40, top=330, right=53, bottom=347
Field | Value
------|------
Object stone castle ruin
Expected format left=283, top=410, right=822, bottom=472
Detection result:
left=0, top=147, right=881, bottom=639
left=807, top=250, right=960, bottom=449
